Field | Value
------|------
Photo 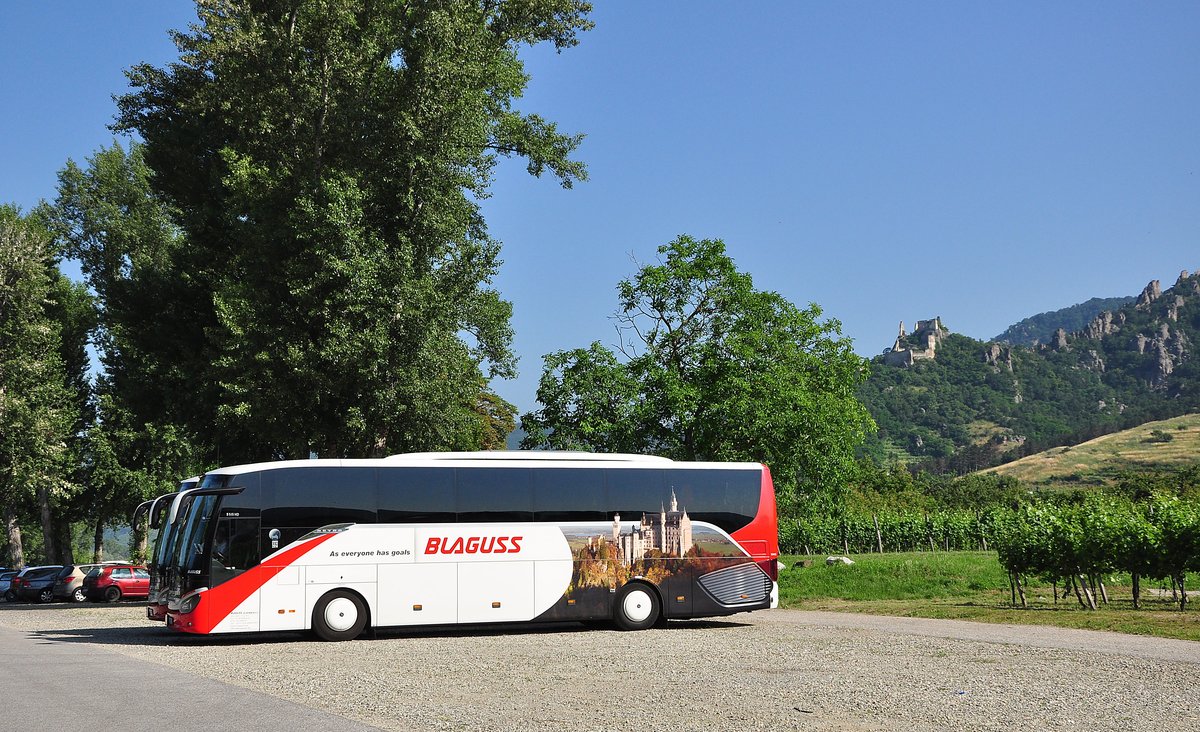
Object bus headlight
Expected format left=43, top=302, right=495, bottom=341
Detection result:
left=179, top=591, right=203, bottom=614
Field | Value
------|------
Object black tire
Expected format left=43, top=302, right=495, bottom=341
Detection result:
left=71, top=587, right=86, bottom=603
left=4, top=590, right=14, bottom=602
left=312, top=590, right=368, bottom=642
left=104, top=585, right=122, bottom=603
left=38, top=588, right=54, bottom=603
left=613, top=582, right=661, bottom=631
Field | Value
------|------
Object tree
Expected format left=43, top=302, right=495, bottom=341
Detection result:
left=50, top=142, right=204, bottom=556
left=522, top=235, right=875, bottom=506
left=0, top=207, right=79, bottom=566
left=112, top=0, right=591, bottom=462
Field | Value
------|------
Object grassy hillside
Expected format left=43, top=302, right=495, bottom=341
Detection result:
left=982, top=413, right=1200, bottom=489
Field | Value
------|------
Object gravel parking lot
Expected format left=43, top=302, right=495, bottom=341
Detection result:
left=1, top=601, right=1197, bottom=732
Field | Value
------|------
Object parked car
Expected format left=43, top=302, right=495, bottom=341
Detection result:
left=53, top=563, right=107, bottom=603
left=9, top=565, right=64, bottom=603
left=0, top=570, right=18, bottom=601
left=83, top=564, right=151, bottom=602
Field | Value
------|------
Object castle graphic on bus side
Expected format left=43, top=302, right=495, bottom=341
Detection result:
left=610, top=490, right=693, bottom=565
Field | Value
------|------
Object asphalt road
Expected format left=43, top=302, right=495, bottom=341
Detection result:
left=0, top=618, right=380, bottom=731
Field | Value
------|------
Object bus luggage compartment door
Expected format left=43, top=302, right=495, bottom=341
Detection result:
left=458, top=561, right=534, bottom=623
left=376, top=563, right=458, bottom=626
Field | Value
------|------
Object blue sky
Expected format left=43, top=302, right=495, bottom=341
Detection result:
left=3, top=2, right=1198, bottom=415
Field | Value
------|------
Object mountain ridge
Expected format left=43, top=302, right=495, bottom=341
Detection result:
left=859, top=268, right=1200, bottom=470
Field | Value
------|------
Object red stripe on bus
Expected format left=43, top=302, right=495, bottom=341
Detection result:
left=181, top=532, right=339, bottom=634
left=730, top=465, right=779, bottom=561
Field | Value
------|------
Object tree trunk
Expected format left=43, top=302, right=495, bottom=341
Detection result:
left=1052, top=580, right=1058, bottom=606
left=1178, top=573, right=1188, bottom=612
left=1096, top=575, right=1109, bottom=605
left=872, top=514, right=883, bottom=554
left=1132, top=573, right=1140, bottom=610
left=92, top=518, right=104, bottom=563
left=132, top=518, right=148, bottom=564
left=1014, top=573, right=1027, bottom=608
left=36, top=483, right=56, bottom=564
left=1171, top=575, right=1179, bottom=602
left=4, top=502, right=24, bottom=568
left=1009, top=571, right=1016, bottom=607
left=56, top=518, right=74, bottom=566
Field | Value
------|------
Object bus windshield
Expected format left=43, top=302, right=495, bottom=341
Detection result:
left=173, top=494, right=218, bottom=580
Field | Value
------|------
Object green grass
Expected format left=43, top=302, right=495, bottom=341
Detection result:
left=779, top=551, right=1200, bottom=642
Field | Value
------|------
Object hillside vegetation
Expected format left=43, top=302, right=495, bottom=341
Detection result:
left=859, top=271, right=1200, bottom=470
left=984, top=413, right=1200, bottom=489
left=993, top=296, right=1134, bottom=346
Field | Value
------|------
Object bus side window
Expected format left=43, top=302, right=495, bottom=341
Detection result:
left=213, top=518, right=260, bottom=571
left=377, top=468, right=455, bottom=523
left=668, top=468, right=760, bottom=533
left=456, top=468, right=533, bottom=522
left=533, top=468, right=606, bottom=522
left=605, top=468, right=666, bottom=519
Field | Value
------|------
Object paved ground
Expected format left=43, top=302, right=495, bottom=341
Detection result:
left=1, top=600, right=1197, bottom=731
left=0, top=618, right=381, bottom=731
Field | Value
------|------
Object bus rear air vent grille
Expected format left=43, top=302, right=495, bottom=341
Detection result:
left=697, top=563, right=771, bottom=606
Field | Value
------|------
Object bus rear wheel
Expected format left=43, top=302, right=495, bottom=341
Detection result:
left=613, top=583, right=660, bottom=631
left=312, top=590, right=368, bottom=641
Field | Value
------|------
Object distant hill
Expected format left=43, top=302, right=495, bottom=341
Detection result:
left=859, top=269, right=1200, bottom=470
left=983, top=413, right=1200, bottom=489
left=993, top=296, right=1135, bottom=346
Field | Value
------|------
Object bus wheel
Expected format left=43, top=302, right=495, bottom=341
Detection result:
left=313, top=590, right=368, bottom=641
left=613, top=583, right=660, bottom=631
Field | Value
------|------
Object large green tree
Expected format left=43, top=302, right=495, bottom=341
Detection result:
left=522, top=235, right=875, bottom=505
left=112, top=0, right=591, bottom=462
left=0, top=207, right=81, bottom=566
left=51, top=142, right=204, bottom=559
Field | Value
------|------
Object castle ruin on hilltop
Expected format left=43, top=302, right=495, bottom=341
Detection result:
left=884, top=317, right=946, bottom=367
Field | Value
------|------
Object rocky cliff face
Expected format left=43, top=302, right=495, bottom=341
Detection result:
left=865, top=268, right=1200, bottom=465
left=1022, top=272, right=1197, bottom=391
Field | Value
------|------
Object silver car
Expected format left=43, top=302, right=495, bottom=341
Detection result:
left=0, top=570, right=17, bottom=601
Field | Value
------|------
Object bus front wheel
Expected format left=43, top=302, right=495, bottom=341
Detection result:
left=312, top=590, right=368, bottom=641
left=613, top=583, right=660, bottom=631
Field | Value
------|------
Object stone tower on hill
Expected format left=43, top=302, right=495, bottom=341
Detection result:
left=884, top=317, right=946, bottom=367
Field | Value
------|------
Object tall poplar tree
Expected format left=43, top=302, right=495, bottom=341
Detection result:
left=113, top=0, right=591, bottom=461
left=0, top=207, right=78, bottom=566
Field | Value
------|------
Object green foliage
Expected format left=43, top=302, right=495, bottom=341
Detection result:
left=862, top=270, right=1200, bottom=468
left=107, top=0, right=591, bottom=461
left=991, top=484, right=1200, bottom=610
left=0, top=206, right=83, bottom=565
left=993, top=296, right=1134, bottom=346
left=522, top=235, right=875, bottom=502
left=1145, top=429, right=1174, bottom=443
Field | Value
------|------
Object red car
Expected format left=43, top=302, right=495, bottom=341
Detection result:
left=83, top=565, right=151, bottom=602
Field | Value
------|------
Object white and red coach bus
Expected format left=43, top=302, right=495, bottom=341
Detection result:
left=135, top=478, right=200, bottom=620
left=164, top=452, right=778, bottom=640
